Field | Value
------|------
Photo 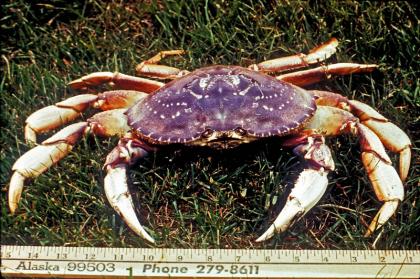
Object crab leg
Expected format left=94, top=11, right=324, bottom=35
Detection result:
left=305, top=106, right=404, bottom=236
left=348, top=100, right=411, bottom=181
left=309, top=90, right=411, bottom=181
left=69, top=72, right=164, bottom=93
left=276, top=63, right=377, bottom=87
left=249, top=38, right=339, bottom=73
left=104, top=136, right=155, bottom=243
left=355, top=123, right=404, bottom=236
left=136, top=50, right=189, bottom=79
left=8, top=109, right=130, bottom=214
left=25, top=90, right=147, bottom=143
left=257, top=136, right=335, bottom=242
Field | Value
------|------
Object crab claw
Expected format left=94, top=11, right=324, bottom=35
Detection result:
left=103, top=137, right=155, bottom=243
left=257, top=168, right=329, bottom=242
left=104, top=166, right=155, bottom=243
left=257, top=135, right=334, bottom=242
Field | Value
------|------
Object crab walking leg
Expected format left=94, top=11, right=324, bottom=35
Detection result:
left=349, top=100, right=411, bottom=181
left=25, top=90, right=147, bottom=143
left=68, top=72, right=164, bottom=93
left=136, top=50, right=189, bottom=79
left=355, top=123, right=404, bottom=236
left=104, top=137, right=155, bottom=243
left=9, top=109, right=130, bottom=214
left=136, top=64, right=190, bottom=79
left=249, top=38, right=339, bottom=73
left=276, top=63, right=378, bottom=87
left=309, top=90, right=412, bottom=181
left=303, top=105, right=405, bottom=236
left=256, top=136, right=335, bottom=242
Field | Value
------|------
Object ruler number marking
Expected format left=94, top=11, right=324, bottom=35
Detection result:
left=56, top=253, right=68, bottom=260
left=1, top=251, right=11, bottom=258
left=85, top=253, right=96, bottom=260
left=143, top=255, right=154, bottom=261
left=28, top=252, right=38, bottom=259
left=114, top=254, right=124, bottom=261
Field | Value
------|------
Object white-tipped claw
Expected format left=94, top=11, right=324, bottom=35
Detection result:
left=8, top=172, right=26, bottom=214
left=256, top=169, right=329, bottom=242
left=364, top=200, right=400, bottom=237
left=104, top=166, right=155, bottom=243
left=399, top=147, right=411, bottom=182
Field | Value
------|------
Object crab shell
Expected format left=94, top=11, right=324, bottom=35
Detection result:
left=127, top=66, right=316, bottom=148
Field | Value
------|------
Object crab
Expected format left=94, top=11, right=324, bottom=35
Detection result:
left=8, top=38, right=411, bottom=243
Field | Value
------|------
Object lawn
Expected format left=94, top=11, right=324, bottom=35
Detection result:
left=1, top=0, right=418, bottom=249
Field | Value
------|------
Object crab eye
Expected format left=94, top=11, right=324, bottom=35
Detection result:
left=202, top=128, right=214, bottom=138
left=235, top=127, right=247, bottom=136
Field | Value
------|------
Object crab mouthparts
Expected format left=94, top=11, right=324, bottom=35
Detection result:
left=200, top=129, right=254, bottom=149
left=208, top=137, right=243, bottom=149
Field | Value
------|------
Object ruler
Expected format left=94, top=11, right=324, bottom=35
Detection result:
left=1, top=245, right=419, bottom=278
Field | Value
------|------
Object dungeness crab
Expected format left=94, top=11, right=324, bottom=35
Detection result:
left=8, top=38, right=411, bottom=243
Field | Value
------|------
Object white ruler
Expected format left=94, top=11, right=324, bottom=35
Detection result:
left=1, top=245, right=419, bottom=278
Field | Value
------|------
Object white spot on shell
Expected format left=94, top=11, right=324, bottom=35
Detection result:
left=229, top=75, right=241, bottom=86
left=199, top=78, right=209, bottom=89
left=238, top=85, right=251, bottom=96
left=189, top=90, right=203, bottom=99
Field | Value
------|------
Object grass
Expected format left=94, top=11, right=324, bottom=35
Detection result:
left=1, top=0, right=418, bottom=249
